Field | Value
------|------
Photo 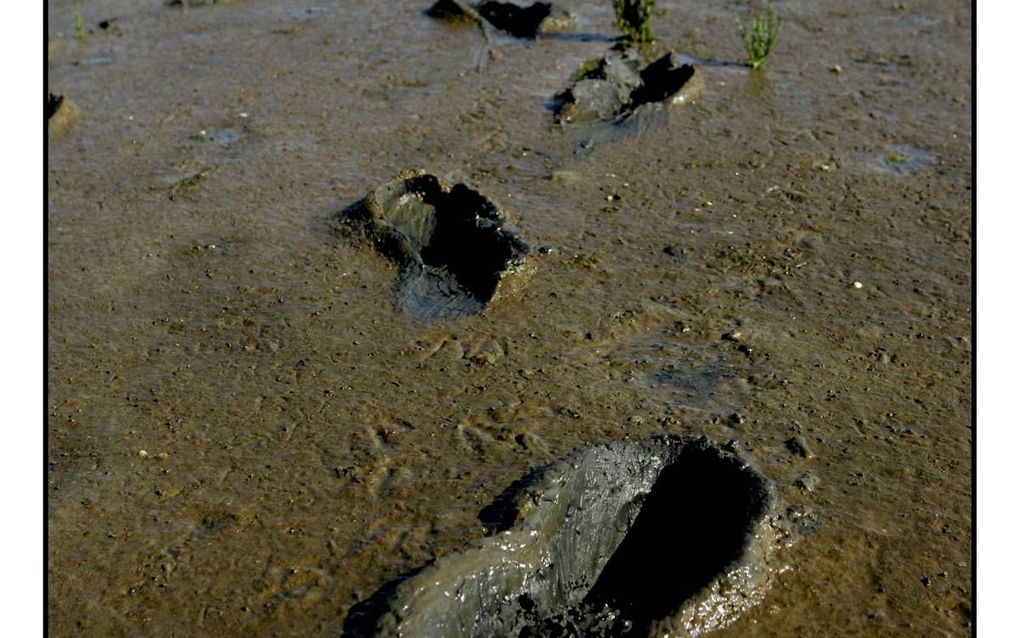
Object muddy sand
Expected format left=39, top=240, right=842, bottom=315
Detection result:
left=48, top=0, right=971, bottom=636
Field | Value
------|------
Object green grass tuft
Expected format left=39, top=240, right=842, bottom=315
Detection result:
left=169, top=167, right=216, bottom=200
left=738, top=1, right=780, bottom=70
left=613, top=0, right=656, bottom=46
left=74, top=2, right=86, bottom=42
left=570, top=58, right=603, bottom=83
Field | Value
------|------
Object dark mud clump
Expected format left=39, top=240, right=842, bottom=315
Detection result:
left=344, top=436, right=779, bottom=637
left=556, top=49, right=702, bottom=125
left=343, top=170, right=533, bottom=323
left=427, top=0, right=567, bottom=38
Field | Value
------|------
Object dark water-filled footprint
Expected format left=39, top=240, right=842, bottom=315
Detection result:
left=342, top=170, right=533, bottom=323
left=343, top=436, right=778, bottom=638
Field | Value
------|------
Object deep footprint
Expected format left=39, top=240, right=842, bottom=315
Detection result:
left=47, top=92, right=80, bottom=138
left=427, top=0, right=569, bottom=38
left=555, top=48, right=703, bottom=126
left=47, top=93, right=64, bottom=120
left=344, top=436, right=779, bottom=637
left=343, top=170, right=533, bottom=323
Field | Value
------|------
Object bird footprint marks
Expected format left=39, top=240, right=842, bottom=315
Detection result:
left=339, top=420, right=418, bottom=499
left=453, top=401, right=555, bottom=461
left=414, top=333, right=509, bottom=366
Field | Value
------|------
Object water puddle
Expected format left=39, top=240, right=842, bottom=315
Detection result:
left=607, top=331, right=752, bottom=415
left=861, top=143, right=937, bottom=175
left=190, top=127, right=244, bottom=146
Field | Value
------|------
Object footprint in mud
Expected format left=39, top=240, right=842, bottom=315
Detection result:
left=452, top=414, right=551, bottom=460
left=342, top=170, right=533, bottom=323
left=653, top=358, right=748, bottom=412
left=183, top=114, right=262, bottom=163
left=190, top=506, right=257, bottom=541
left=189, top=127, right=244, bottom=146
left=426, top=0, right=573, bottom=38
left=344, top=421, right=418, bottom=497
left=253, top=554, right=334, bottom=617
left=415, top=333, right=508, bottom=366
left=47, top=92, right=80, bottom=138
left=343, top=436, right=779, bottom=638
left=553, top=48, right=703, bottom=149
left=607, top=330, right=752, bottom=416
left=154, top=505, right=256, bottom=574
left=455, top=420, right=499, bottom=457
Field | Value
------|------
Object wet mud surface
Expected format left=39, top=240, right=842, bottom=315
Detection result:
left=48, top=1, right=971, bottom=636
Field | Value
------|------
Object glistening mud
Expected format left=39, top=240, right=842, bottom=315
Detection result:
left=342, top=170, right=532, bottom=323
left=344, top=436, right=777, bottom=638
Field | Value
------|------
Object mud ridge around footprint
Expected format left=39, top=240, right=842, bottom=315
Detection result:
left=344, top=435, right=781, bottom=638
left=341, top=170, right=533, bottom=323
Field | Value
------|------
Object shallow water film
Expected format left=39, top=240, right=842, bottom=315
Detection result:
left=48, top=0, right=971, bottom=636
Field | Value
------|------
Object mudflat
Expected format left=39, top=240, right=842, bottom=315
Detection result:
left=48, top=0, right=971, bottom=636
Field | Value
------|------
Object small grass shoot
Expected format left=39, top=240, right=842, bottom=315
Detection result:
left=74, top=2, right=86, bottom=42
left=613, top=0, right=656, bottom=47
left=570, top=58, right=603, bottom=83
left=169, top=167, right=216, bottom=200
left=738, top=1, right=780, bottom=70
